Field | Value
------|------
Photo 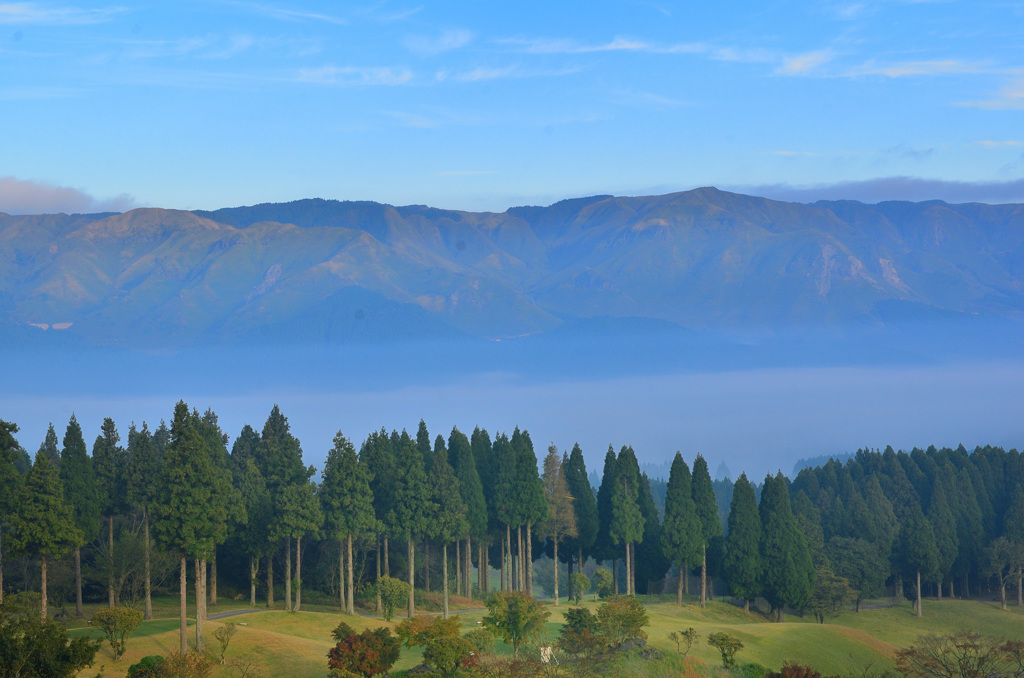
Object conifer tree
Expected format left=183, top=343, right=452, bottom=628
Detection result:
left=927, top=476, right=958, bottom=599
left=595, top=446, right=620, bottom=591
left=610, top=446, right=644, bottom=596
left=416, top=419, right=432, bottom=470
left=662, top=452, right=702, bottom=605
left=427, top=452, right=467, bottom=618
left=562, top=444, right=597, bottom=595
left=759, top=472, right=814, bottom=621
left=635, top=472, right=668, bottom=594
left=512, top=428, right=546, bottom=596
left=93, top=417, right=127, bottom=608
left=1003, top=485, right=1024, bottom=606
left=898, top=501, right=939, bottom=618
left=320, top=431, right=375, bottom=614
left=449, top=426, right=486, bottom=601
left=391, top=429, right=430, bottom=617
left=37, top=423, right=60, bottom=470
left=233, top=455, right=270, bottom=607
left=230, top=424, right=261, bottom=469
left=692, top=454, right=722, bottom=608
left=276, top=480, right=322, bottom=612
left=723, top=472, right=762, bottom=610
left=541, top=445, right=577, bottom=605
left=361, top=427, right=396, bottom=584
left=9, top=452, right=82, bottom=618
left=126, top=422, right=162, bottom=619
left=490, top=433, right=517, bottom=592
left=58, top=414, right=100, bottom=617
left=0, top=420, right=25, bottom=606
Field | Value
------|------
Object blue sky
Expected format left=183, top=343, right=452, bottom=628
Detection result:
left=2, top=0, right=1024, bottom=213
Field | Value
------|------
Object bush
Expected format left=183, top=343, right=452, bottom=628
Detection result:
left=396, top=615, right=461, bottom=647
left=592, top=568, right=614, bottom=600
left=668, top=628, right=699, bottom=660
left=89, top=606, right=144, bottom=661
left=164, top=651, right=214, bottom=678
left=740, top=662, right=769, bottom=678
left=332, top=621, right=356, bottom=642
left=481, top=591, right=550, bottom=659
left=765, top=662, right=841, bottom=678
left=214, top=622, right=238, bottom=664
left=558, top=607, right=606, bottom=659
left=463, top=628, right=494, bottom=655
left=0, top=596, right=100, bottom=677
left=596, top=596, right=649, bottom=646
left=126, top=655, right=166, bottom=678
left=327, top=626, right=401, bottom=677
left=569, top=573, right=590, bottom=604
left=423, top=634, right=475, bottom=677
left=373, top=576, right=409, bottom=622
left=707, top=631, right=743, bottom=668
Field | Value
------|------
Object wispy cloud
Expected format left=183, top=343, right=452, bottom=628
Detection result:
left=434, top=170, right=496, bottom=176
left=774, top=151, right=820, bottom=157
left=730, top=176, right=1024, bottom=205
left=0, top=2, right=125, bottom=25
left=609, top=88, right=691, bottom=108
left=884, top=143, right=934, bottom=160
left=777, top=49, right=835, bottom=76
left=405, top=29, right=472, bottom=56
left=446, top=64, right=579, bottom=83
left=501, top=36, right=654, bottom=55
left=231, top=1, right=347, bottom=25
left=976, top=140, right=1024, bottom=148
left=0, top=176, right=136, bottom=214
left=959, top=78, right=1024, bottom=110
left=848, top=59, right=993, bottom=77
left=298, top=65, right=412, bottom=85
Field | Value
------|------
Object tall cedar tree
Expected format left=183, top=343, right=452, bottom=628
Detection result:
left=470, top=426, right=493, bottom=593
left=416, top=420, right=433, bottom=471
left=562, top=444, right=598, bottom=578
left=610, top=446, right=644, bottom=596
left=427, top=452, right=468, bottom=618
left=92, top=417, right=127, bottom=608
left=9, top=452, right=82, bottom=618
left=360, top=428, right=396, bottom=580
left=825, top=536, right=887, bottom=611
left=662, top=452, right=703, bottom=605
left=490, top=433, right=517, bottom=592
left=692, top=455, right=723, bottom=607
left=151, top=401, right=234, bottom=654
left=126, top=422, right=162, bottom=619
left=320, top=431, right=376, bottom=614
left=449, top=426, right=487, bottom=601
left=199, top=409, right=246, bottom=610
left=898, top=500, right=939, bottom=617
left=595, top=446, right=620, bottom=591
left=431, top=433, right=446, bottom=592
left=541, top=445, right=577, bottom=605
left=276, top=480, right=322, bottom=612
left=58, top=414, right=100, bottom=618
left=635, top=473, right=669, bottom=594
left=391, top=429, right=430, bottom=617
left=37, top=423, right=60, bottom=470
left=233, top=456, right=270, bottom=606
left=512, top=428, right=547, bottom=597
left=927, top=476, right=958, bottom=598
left=257, top=405, right=313, bottom=612
left=723, top=472, right=762, bottom=609
left=0, top=420, right=25, bottom=606
left=759, top=471, right=815, bottom=621
left=1004, top=485, right=1024, bottom=605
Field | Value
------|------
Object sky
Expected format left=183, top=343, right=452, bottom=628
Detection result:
left=2, top=0, right=1024, bottom=213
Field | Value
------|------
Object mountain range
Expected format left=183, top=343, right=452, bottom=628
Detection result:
left=2, top=187, right=1023, bottom=349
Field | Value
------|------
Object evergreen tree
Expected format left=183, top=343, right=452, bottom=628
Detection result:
left=662, top=452, right=702, bottom=605
left=9, top=452, right=82, bottom=618
left=233, top=455, right=270, bottom=608
left=0, top=420, right=25, bottom=606
left=610, top=446, right=644, bottom=596
left=320, top=431, right=376, bottom=615
left=490, top=433, right=517, bottom=592
left=635, top=472, right=668, bottom=595
left=898, top=501, right=939, bottom=618
left=361, top=428, right=396, bottom=582
left=512, top=428, right=546, bottom=597
left=595, top=446, right=620, bottom=589
left=92, top=417, right=127, bottom=608
left=449, top=426, right=487, bottom=601
left=1003, top=485, right=1024, bottom=606
left=230, top=424, right=261, bottom=470
left=541, top=445, right=577, bottom=605
left=416, top=419, right=432, bottom=470
left=275, top=480, right=322, bottom=612
left=724, top=472, right=761, bottom=609
left=825, top=536, right=887, bottom=611
left=427, top=453, right=467, bottom=618
left=58, top=414, right=100, bottom=617
left=37, top=423, right=60, bottom=470
left=759, top=472, right=815, bottom=621
left=391, top=429, right=430, bottom=617
left=126, top=422, right=162, bottom=619
left=692, top=454, right=723, bottom=608
left=562, top=443, right=598, bottom=578
left=927, top=476, right=958, bottom=598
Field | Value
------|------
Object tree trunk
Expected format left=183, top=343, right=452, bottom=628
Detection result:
left=195, top=558, right=205, bottom=652
left=211, top=546, right=217, bottom=607
left=384, top=536, right=389, bottom=577
left=442, top=542, right=450, bottom=619
left=144, top=508, right=153, bottom=620
left=408, top=533, right=415, bottom=618
left=108, top=515, right=115, bottom=608
left=479, top=544, right=485, bottom=595
left=295, top=535, right=302, bottom=612
left=0, top=523, right=4, bottom=606
left=916, top=569, right=922, bottom=618
left=553, top=537, right=559, bottom=605
left=777, top=606, right=783, bottom=622
left=347, top=533, right=355, bottom=615
left=526, top=521, right=534, bottom=597
left=677, top=564, right=684, bottom=606
left=700, top=544, right=707, bottom=608
left=179, top=552, right=188, bottom=655
left=424, top=539, right=430, bottom=593
left=339, top=538, right=345, bottom=610
left=285, top=536, right=292, bottom=612
left=684, top=558, right=689, bottom=595
left=40, top=553, right=48, bottom=619
left=1000, top=578, right=1007, bottom=610
left=250, top=556, right=258, bottom=607
left=375, top=536, right=382, bottom=613
left=266, top=553, right=274, bottom=609
left=517, top=526, right=523, bottom=592
left=937, top=578, right=942, bottom=601
left=466, top=535, right=473, bottom=601
left=949, top=580, right=954, bottom=599
left=613, top=558, right=619, bottom=596
left=74, top=546, right=83, bottom=616
left=504, top=524, right=510, bottom=592
left=455, top=539, right=462, bottom=596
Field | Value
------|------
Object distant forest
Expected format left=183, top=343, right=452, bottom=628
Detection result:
left=2, top=404, right=1023, bottom=652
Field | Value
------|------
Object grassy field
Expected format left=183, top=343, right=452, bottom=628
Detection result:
left=68, top=594, right=1024, bottom=677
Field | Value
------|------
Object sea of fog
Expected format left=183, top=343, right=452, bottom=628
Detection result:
left=3, top=327, right=1023, bottom=481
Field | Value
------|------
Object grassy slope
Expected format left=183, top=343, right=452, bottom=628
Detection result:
left=72, top=595, right=1024, bottom=677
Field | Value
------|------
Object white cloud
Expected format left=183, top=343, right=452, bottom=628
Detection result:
left=451, top=64, right=579, bottom=83
left=959, top=78, right=1024, bottom=110
left=976, top=140, right=1024, bottom=148
left=776, top=49, right=835, bottom=76
left=0, top=2, right=124, bottom=24
left=298, top=65, right=413, bottom=85
left=728, top=176, right=1024, bottom=205
left=501, top=36, right=652, bottom=54
left=234, top=2, right=347, bottom=25
left=0, top=176, right=136, bottom=215
left=848, top=59, right=991, bottom=77
left=405, top=29, right=473, bottom=56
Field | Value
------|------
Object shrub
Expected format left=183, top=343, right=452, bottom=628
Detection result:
left=707, top=631, right=743, bottom=668
left=89, top=606, right=144, bottom=660
left=327, top=626, right=401, bottom=678
left=569, top=573, right=590, bottom=604
left=765, top=661, right=841, bottom=678
left=164, top=651, right=214, bottom=678
left=592, top=568, right=614, bottom=600
left=332, top=621, right=356, bottom=642
left=558, top=607, right=606, bottom=658
left=373, top=576, right=409, bottom=622
left=668, top=628, right=699, bottom=659
left=596, top=596, right=649, bottom=646
left=396, top=615, right=461, bottom=647
left=423, top=634, right=475, bottom=677
left=213, top=622, right=238, bottom=664
left=0, top=596, right=100, bottom=677
left=481, top=591, right=550, bottom=659
left=463, top=627, right=494, bottom=655
left=741, top=662, right=769, bottom=678
left=126, top=655, right=166, bottom=678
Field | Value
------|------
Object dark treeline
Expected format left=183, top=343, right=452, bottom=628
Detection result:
left=2, top=406, right=1023, bottom=656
